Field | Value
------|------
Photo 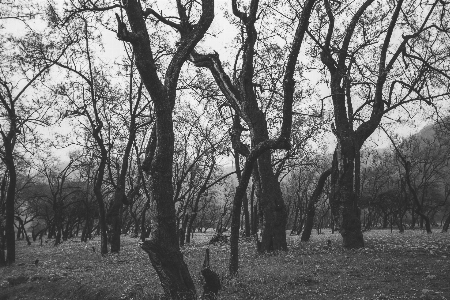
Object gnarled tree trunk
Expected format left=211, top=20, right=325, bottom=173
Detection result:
left=116, top=0, right=214, bottom=297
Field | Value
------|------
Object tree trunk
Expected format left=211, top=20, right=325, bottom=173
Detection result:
left=0, top=175, right=5, bottom=266
left=251, top=114, right=287, bottom=252
left=329, top=149, right=340, bottom=230
left=108, top=113, right=136, bottom=251
left=410, top=204, right=416, bottom=229
left=442, top=213, right=450, bottom=232
left=81, top=211, right=91, bottom=242
left=291, top=202, right=299, bottom=235
left=179, top=213, right=189, bottom=247
left=94, top=154, right=108, bottom=255
left=242, top=193, right=250, bottom=237
left=185, top=216, right=193, bottom=244
left=301, top=168, right=332, bottom=242
left=249, top=183, right=258, bottom=235
left=16, top=217, right=31, bottom=246
left=0, top=219, right=6, bottom=267
left=53, top=201, right=63, bottom=246
left=397, top=213, right=405, bottom=233
left=4, top=151, right=16, bottom=264
left=338, top=143, right=364, bottom=248
left=140, top=111, right=197, bottom=299
left=252, top=201, right=258, bottom=236
left=229, top=158, right=254, bottom=276
left=140, top=201, right=150, bottom=242
left=108, top=189, right=124, bottom=253
left=382, top=213, right=388, bottom=229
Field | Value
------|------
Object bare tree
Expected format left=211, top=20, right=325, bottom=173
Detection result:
left=308, top=0, right=450, bottom=248
left=0, top=19, right=67, bottom=264
left=113, top=1, right=214, bottom=298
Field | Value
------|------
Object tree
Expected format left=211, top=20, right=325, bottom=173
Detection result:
left=301, top=166, right=332, bottom=242
left=36, top=157, right=79, bottom=245
left=0, top=11, right=67, bottom=263
left=106, top=53, right=151, bottom=253
left=171, top=106, right=229, bottom=246
left=385, top=128, right=450, bottom=233
left=308, top=0, right=450, bottom=248
left=190, top=0, right=307, bottom=253
left=112, top=1, right=214, bottom=298
left=38, top=13, right=123, bottom=254
left=188, top=0, right=319, bottom=275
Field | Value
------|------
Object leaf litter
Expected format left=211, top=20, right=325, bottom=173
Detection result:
left=0, top=229, right=449, bottom=299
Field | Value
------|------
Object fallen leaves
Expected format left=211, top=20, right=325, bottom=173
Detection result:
left=1, top=229, right=450, bottom=299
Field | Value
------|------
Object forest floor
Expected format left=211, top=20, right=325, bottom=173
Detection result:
left=0, top=229, right=449, bottom=300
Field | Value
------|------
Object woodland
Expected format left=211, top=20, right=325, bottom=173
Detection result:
left=1, top=0, right=450, bottom=299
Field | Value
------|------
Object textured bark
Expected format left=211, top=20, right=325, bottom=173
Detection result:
left=301, top=168, right=332, bottom=242
left=141, top=240, right=196, bottom=299
left=256, top=150, right=287, bottom=251
left=338, top=142, right=364, bottom=248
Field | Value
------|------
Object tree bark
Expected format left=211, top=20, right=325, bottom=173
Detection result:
left=254, top=131, right=287, bottom=251
left=338, top=143, right=364, bottom=248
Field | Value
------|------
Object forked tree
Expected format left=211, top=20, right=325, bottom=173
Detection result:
left=308, top=0, right=450, bottom=248
left=114, top=1, right=214, bottom=298
left=188, top=0, right=319, bottom=275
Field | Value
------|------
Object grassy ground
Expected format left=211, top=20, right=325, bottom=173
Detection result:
left=0, top=229, right=449, bottom=300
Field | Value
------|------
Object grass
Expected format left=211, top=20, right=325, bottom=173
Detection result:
left=1, top=229, right=449, bottom=299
